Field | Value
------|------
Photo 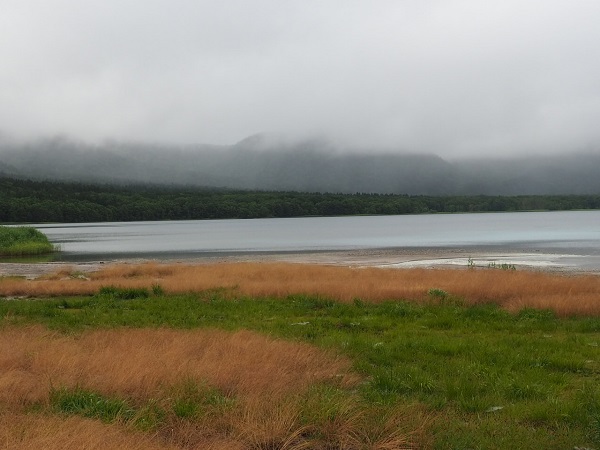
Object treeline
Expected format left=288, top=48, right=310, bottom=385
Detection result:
left=1, top=177, right=599, bottom=223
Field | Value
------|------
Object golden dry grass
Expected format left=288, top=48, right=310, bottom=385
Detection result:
left=0, top=325, right=357, bottom=407
left=0, top=325, right=426, bottom=449
left=2, top=261, right=600, bottom=316
left=0, top=412, right=178, bottom=450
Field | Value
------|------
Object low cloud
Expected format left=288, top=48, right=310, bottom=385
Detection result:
left=1, top=0, right=599, bottom=156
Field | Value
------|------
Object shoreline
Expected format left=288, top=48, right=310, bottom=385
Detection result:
left=1, top=247, right=597, bottom=279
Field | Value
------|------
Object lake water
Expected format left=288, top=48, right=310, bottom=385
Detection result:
left=32, top=210, right=600, bottom=270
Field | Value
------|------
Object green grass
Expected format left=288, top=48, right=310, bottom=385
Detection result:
left=170, top=379, right=235, bottom=420
left=49, top=387, right=168, bottom=431
left=97, top=285, right=150, bottom=300
left=50, top=387, right=135, bottom=423
left=0, top=225, right=56, bottom=257
left=2, top=291, right=600, bottom=449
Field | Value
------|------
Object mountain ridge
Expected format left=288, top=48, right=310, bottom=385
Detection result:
left=1, top=135, right=598, bottom=195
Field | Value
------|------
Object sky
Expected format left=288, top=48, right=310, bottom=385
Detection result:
left=1, top=0, right=600, bottom=157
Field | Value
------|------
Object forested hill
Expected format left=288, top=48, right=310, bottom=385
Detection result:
left=2, top=176, right=599, bottom=223
left=1, top=135, right=600, bottom=195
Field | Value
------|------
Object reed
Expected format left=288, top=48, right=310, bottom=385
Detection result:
left=2, top=262, right=600, bottom=316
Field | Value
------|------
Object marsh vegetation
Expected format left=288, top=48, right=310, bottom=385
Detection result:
left=1, top=263, right=599, bottom=449
left=0, top=225, right=55, bottom=257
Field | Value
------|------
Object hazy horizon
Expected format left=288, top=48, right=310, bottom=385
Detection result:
left=2, top=134, right=600, bottom=195
left=2, top=1, right=600, bottom=158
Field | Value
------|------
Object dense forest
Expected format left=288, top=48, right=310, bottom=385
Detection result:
left=2, top=176, right=599, bottom=224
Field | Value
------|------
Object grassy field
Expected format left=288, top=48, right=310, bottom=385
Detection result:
left=1, top=263, right=600, bottom=449
left=0, top=225, right=55, bottom=257
left=2, top=262, right=600, bottom=316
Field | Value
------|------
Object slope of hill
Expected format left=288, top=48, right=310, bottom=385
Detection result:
left=1, top=134, right=598, bottom=194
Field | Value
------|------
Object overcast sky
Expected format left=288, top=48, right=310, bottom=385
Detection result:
left=1, top=0, right=600, bottom=156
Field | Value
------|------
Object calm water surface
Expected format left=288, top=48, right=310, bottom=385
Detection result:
left=33, top=211, right=600, bottom=268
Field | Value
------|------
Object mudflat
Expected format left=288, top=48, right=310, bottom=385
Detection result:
left=0, top=247, right=592, bottom=279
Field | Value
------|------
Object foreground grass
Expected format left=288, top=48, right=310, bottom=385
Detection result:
left=2, top=325, right=387, bottom=449
left=0, top=225, right=55, bottom=257
left=1, top=283, right=600, bottom=449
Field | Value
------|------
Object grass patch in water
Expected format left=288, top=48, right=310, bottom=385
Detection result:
left=0, top=225, right=56, bottom=257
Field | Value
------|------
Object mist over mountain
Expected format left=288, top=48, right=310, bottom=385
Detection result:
left=0, top=134, right=598, bottom=195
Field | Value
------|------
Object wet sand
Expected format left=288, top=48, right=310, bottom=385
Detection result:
left=1, top=247, right=595, bottom=279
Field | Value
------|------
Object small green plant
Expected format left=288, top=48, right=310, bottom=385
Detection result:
left=133, top=400, right=166, bottom=431
left=69, top=271, right=88, bottom=280
left=488, top=262, right=517, bottom=271
left=98, top=285, right=149, bottom=299
left=50, top=386, right=168, bottom=430
left=171, top=381, right=234, bottom=419
left=151, top=283, right=164, bottom=296
left=591, top=413, right=600, bottom=446
left=50, top=387, right=134, bottom=423
left=517, top=308, right=556, bottom=322
left=428, top=288, right=449, bottom=299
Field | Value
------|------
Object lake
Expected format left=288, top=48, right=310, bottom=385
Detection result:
left=32, top=210, right=600, bottom=270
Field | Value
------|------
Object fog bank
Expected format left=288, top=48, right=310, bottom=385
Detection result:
left=1, top=135, right=599, bottom=195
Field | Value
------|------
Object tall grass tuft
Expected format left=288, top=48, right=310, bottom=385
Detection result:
left=0, top=225, right=55, bottom=257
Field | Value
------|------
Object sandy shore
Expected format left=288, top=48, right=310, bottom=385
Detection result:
left=1, top=247, right=594, bottom=279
